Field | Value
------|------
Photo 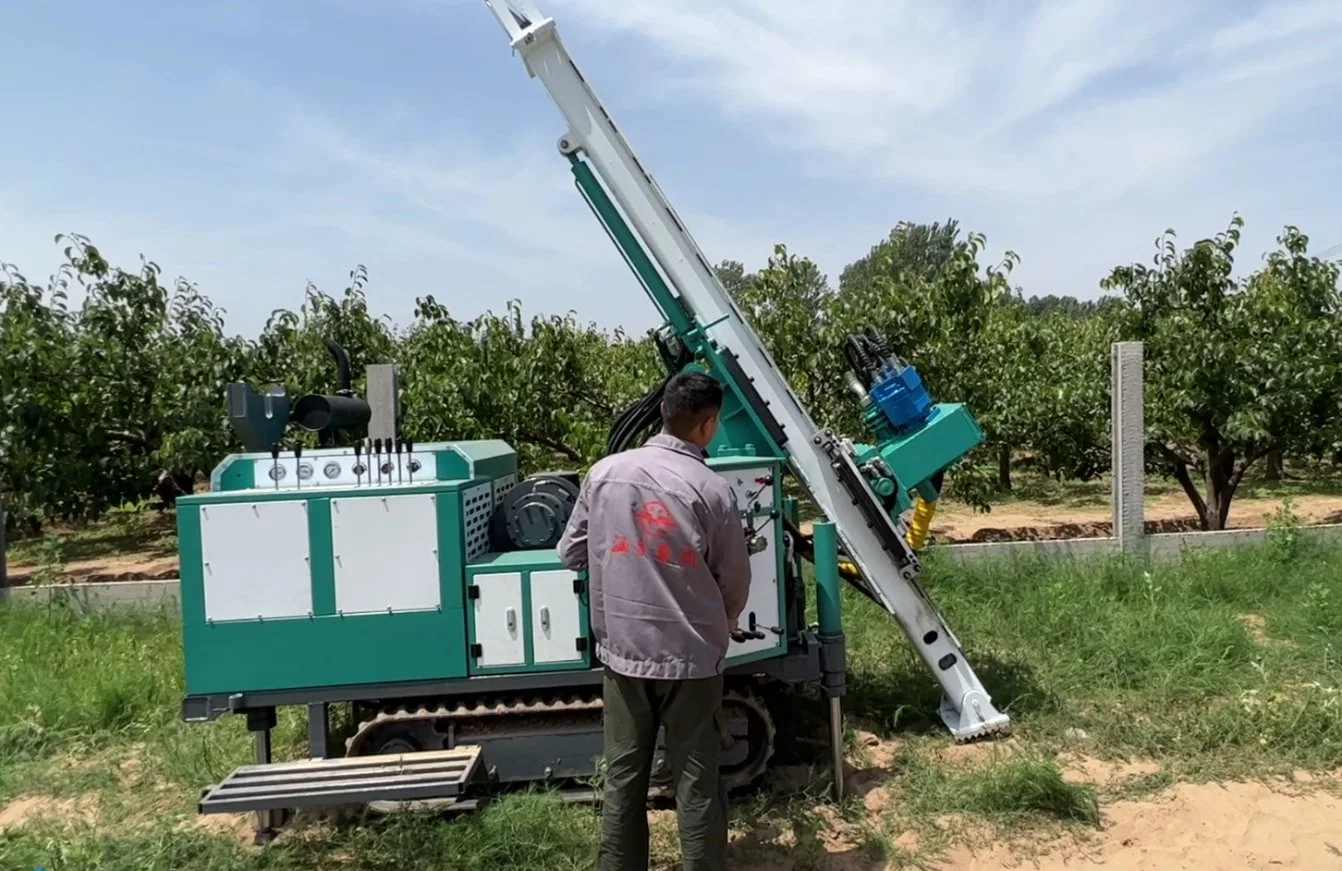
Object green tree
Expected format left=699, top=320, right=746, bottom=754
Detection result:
left=399, top=298, right=657, bottom=474
left=728, top=245, right=836, bottom=414
left=1103, top=216, right=1342, bottom=530
left=839, top=219, right=963, bottom=294
left=249, top=266, right=400, bottom=413
left=0, top=235, right=251, bottom=527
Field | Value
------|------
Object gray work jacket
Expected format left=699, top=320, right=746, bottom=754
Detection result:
left=557, top=434, right=751, bottom=680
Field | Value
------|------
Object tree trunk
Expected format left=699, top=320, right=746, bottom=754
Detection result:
left=1168, top=458, right=1210, bottom=530
left=1265, top=448, right=1284, bottom=481
left=1201, top=448, right=1238, bottom=531
left=997, top=444, right=1012, bottom=492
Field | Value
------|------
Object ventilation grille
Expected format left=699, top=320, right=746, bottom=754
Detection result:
left=464, top=482, right=493, bottom=560
left=493, top=473, right=517, bottom=510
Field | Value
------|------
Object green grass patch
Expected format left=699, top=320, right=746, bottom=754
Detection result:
left=1, top=536, right=1340, bottom=868
left=843, top=537, right=1342, bottom=779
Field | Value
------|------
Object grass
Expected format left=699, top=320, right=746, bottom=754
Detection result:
left=2, top=529, right=1341, bottom=868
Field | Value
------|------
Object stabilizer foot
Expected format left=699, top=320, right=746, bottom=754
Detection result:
left=939, top=692, right=1012, bottom=744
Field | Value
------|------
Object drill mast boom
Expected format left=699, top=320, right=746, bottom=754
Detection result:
left=483, top=0, right=1008, bottom=741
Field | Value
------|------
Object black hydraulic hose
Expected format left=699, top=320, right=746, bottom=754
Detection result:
left=843, top=335, right=874, bottom=388
left=605, top=338, right=694, bottom=456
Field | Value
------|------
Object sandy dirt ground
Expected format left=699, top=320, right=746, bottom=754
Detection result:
left=939, top=777, right=1342, bottom=871
left=930, top=491, right=1342, bottom=544
left=727, top=750, right=1342, bottom=871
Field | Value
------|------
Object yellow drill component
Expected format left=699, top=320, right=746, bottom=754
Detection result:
left=905, top=495, right=937, bottom=550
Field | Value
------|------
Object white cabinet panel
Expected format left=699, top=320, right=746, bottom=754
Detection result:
left=530, top=569, right=583, bottom=664
left=729, top=521, right=783, bottom=658
left=330, top=493, right=441, bottom=615
left=718, top=467, right=777, bottom=513
left=200, top=501, right=312, bottom=622
left=473, top=572, right=525, bottom=668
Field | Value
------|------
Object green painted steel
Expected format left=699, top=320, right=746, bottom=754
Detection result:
left=181, top=429, right=792, bottom=697
left=570, top=155, right=786, bottom=466
left=437, top=440, right=518, bottom=481
left=812, top=522, right=842, bottom=638
left=180, top=480, right=467, bottom=508
left=693, top=354, right=786, bottom=462
left=569, top=157, right=694, bottom=337
left=184, top=611, right=469, bottom=695
left=854, top=403, right=984, bottom=514
left=177, top=476, right=494, bottom=696
left=307, top=497, right=337, bottom=616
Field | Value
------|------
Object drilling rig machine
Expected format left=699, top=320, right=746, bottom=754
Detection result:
left=178, top=0, right=1011, bottom=841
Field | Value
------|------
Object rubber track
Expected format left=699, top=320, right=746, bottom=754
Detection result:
left=345, top=687, right=776, bottom=792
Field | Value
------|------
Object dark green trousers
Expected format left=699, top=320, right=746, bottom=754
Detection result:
left=596, top=667, right=728, bottom=871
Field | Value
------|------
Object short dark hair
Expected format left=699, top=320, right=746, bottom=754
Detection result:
left=661, top=370, right=723, bottom=437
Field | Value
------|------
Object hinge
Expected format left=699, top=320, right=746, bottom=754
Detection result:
left=572, top=577, right=585, bottom=594
left=470, top=643, right=483, bottom=657
left=467, top=585, right=480, bottom=600
left=575, top=637, right=588, bottom=652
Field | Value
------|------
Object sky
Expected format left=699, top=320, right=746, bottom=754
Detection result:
left=1, top=0, right=1340, bottom=339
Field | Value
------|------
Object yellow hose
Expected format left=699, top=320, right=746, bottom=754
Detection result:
left=905, top=495, right=937, bottom=550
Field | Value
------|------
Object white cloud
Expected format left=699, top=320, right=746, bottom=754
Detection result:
left=530, top=0, right=1342, bottom=294
left=545, top=0, right=1342, bottom=201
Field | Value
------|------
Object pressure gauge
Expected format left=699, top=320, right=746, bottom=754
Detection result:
left=323, top=461, right=341, bottom=480
left=297, top=463, right=314, bottom=481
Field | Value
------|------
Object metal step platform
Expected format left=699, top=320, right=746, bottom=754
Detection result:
left=198, top=746, right=484, bottom=814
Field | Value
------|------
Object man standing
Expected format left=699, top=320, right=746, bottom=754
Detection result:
left=558, top=369, right=751, bottom=871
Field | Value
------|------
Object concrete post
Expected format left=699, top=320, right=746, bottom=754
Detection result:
left=1110, top=341, right=1145, bottom=555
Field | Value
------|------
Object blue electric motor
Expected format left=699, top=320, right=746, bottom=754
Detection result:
left=868, top=360, right=934, bottom=432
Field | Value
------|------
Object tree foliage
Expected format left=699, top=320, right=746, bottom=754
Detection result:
left=2, top=214, right=1337, bottom=534
left=1103, top=216, right=1342, bottom=529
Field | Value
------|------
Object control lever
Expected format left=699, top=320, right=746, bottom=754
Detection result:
left=731, top=628, right=766, bottom=642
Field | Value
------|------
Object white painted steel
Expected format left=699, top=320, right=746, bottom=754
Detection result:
left=473, top=571, right=526, bottom=667
left=331, top=493, right=441, bottom=615
left=529, top=568, right=584, bottom=664
left=200, top=501, right=313, bottom=622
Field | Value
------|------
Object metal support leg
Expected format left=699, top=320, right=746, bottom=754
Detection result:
left=827, top=696, right=844, bottom=801
left=246, top=708, right=280, bottom=843
left=307, top=702, right=331, bottom=759
left=813, top=522, right=848, bottom=801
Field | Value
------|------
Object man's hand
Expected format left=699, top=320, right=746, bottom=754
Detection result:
left=728, top=617, right=739, bottom=634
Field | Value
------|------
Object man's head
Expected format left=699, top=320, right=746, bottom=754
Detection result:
left=660, top=370, right=723, bottom=450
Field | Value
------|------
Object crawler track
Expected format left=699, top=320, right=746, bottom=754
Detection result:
left=344, top=680, right=776, bottom=799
